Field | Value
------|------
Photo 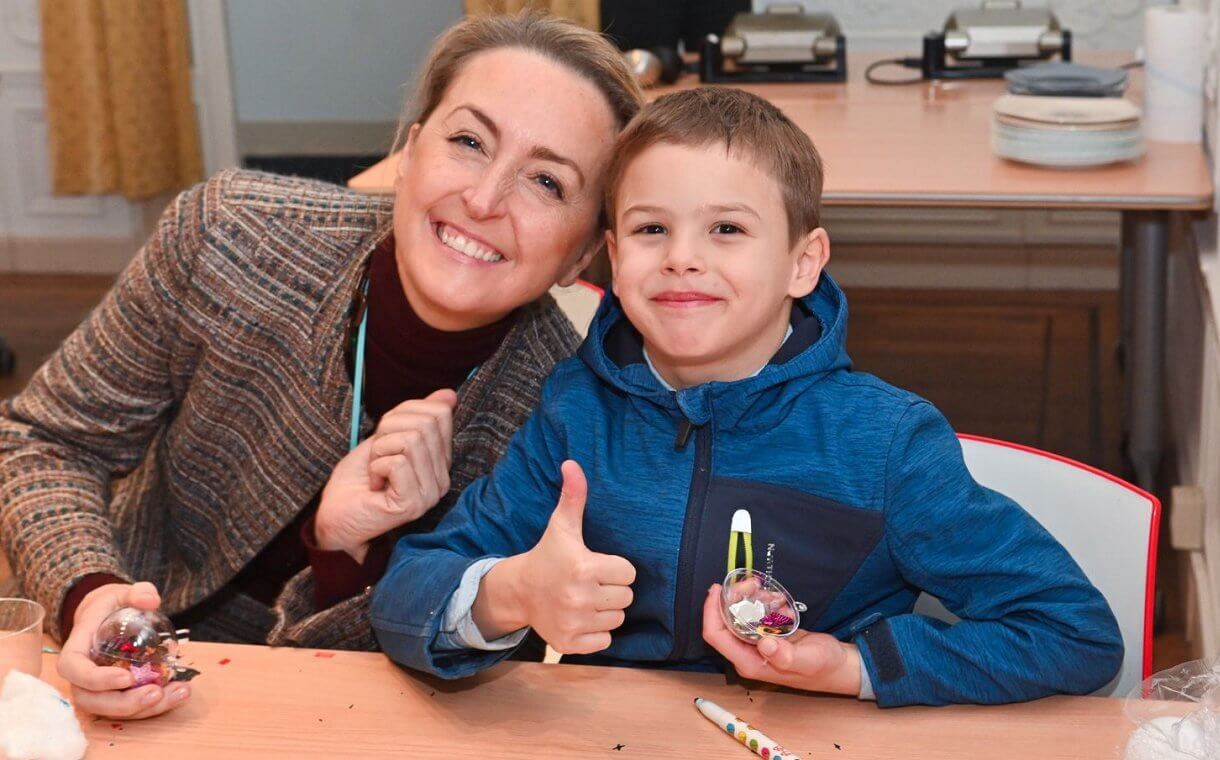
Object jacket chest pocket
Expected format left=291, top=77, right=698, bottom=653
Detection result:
left=676, top=477, right=885, bottom=661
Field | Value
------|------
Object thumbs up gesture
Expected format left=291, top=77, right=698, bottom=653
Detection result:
left=473, top=460, right=636, bottom=654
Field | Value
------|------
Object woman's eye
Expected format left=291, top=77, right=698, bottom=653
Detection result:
left=451, top=134, right=482, bottom=151
left=712, top=223, right=743, bottom=234
left=635, top=223, right=666, bottom=235
left=534, top=173, right=564, bottom=199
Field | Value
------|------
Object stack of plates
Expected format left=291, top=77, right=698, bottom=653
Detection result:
left=991, top=94, right=1145, bottom=168
left=1005, top=63, right=1129, bottom=98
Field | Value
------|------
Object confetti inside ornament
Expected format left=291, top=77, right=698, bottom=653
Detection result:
left=760, top=612, right=794, bottom=628
left=720, top=568, right=804, bottom=644
left=90, top=608, right=190, bottom=688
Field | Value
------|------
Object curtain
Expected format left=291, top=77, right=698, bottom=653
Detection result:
left=464, top=0, right=600, bottom=31
left=39, top=0, right=202, bottom=200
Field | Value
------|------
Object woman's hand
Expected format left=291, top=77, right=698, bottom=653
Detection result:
left=56, top=582, right=191, bottom=719
left=473, top=461, right=636, bottom=653
left=315, top=389, right=458, bottom=561
left=702, top=583, right=862, bottom=696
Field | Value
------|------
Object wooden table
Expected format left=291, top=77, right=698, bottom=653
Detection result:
left=350, top=53, right=1212, bottom=489
left=39, top=641, right=1166, bottom=758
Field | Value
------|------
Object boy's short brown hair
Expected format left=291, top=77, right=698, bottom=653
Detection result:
left=605, top=87, right=824, bottom=246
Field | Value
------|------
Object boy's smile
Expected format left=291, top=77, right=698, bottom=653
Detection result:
left=607, top=142, right=829, bottom=389
left=651, top=289, right=722, bottom=308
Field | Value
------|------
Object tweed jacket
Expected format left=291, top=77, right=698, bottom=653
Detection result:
left=0, top=169, right=581, bottom=647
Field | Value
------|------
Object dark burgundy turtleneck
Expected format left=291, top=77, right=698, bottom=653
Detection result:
left=61, top=235, right=518, bottom=636
left=360, top=234, right=517, bottom=420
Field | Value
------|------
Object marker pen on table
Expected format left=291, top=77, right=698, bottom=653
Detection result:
left=694, top=697, right=802, bottom=760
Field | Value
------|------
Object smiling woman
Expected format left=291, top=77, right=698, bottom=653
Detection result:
left=0, top=11, right=641, bottom=721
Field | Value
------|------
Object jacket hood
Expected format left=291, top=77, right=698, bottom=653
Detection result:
left=577, top=272, right=852, bottom=429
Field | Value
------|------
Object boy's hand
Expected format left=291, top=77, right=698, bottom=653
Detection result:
left=475, top=460, right=636, bottom=653
left=702, top=583, right=862, bottom=696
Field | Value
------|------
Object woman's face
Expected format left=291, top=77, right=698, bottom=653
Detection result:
left=393, top=47, right=618, bottom=330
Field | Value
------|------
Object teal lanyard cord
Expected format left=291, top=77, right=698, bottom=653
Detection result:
left=348, top=309, right=370, bottom=452
left=346, top=301, right=480, bottom=453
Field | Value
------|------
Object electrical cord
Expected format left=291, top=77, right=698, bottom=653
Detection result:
left=864, top=57, right=924, bottom=85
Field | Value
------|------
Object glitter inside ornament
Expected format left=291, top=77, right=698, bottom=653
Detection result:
left=90, top=608, right=185, bottom=687
left=720, top=568, right=803, bottom=643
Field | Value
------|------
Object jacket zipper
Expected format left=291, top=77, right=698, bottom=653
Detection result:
left=667, top=418, right=711, bottom=661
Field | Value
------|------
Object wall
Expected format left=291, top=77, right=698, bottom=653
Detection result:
left=232, top=0, right=1161, bottom=155
left=755, top=0, right=1167, bottom=51
left=226, top=0, right=464, bottom=155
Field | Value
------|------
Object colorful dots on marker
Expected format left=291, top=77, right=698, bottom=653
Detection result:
left=726, top=723, right=735, bottom=734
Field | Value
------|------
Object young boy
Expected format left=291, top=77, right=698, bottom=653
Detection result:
left=370, top=87, right=1123, bottom=706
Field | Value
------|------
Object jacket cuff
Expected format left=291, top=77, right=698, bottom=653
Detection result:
left=435, top=557, right=529, bottom=651
left=60, top=573, right=128, bottom=639
left=371, top=552, right=521, bottom=679
left=853, top=617, right=910, bottom=707
left=300, top=515, right=393, bottom=611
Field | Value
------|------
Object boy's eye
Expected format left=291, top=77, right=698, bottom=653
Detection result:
left=634, top=223, right=667, bottom=235
left=534, top=173, right=564, bottom=199
left=712, top=223, right=743, bottom=234
left=450, top=134, right=482, bottom=152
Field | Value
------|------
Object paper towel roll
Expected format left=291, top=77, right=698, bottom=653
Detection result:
left=1144, top=5, right=1207, bottom=143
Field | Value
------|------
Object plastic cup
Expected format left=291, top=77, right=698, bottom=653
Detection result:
left=0, top=598, right=45, bottom=682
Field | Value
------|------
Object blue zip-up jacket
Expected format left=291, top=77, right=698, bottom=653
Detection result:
left=371, top=274, right=1123, bottom=706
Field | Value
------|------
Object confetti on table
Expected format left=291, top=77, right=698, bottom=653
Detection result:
left=218, top=658, right=231, bottom=665
left=834, top=743, right=842, bottom=750
left=612, top=743, right=626, bottom=751
left=314, top=652, right=335, bottom=658
left=173, top=666, right=202, bottom=682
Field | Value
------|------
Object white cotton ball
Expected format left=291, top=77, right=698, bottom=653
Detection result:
left=0, top=670, right=87, bottom=760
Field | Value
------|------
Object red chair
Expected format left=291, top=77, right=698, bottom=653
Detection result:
left=548, top=280, right=604, bottom=338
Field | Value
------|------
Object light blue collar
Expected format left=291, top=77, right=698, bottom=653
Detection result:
left=642, top=323, right=794, bottom=392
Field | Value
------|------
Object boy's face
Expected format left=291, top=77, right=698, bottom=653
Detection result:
left=607, top=142, right=828, bottom=386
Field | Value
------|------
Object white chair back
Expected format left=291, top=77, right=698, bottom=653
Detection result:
left=913, top=434, right=1159, bottom=698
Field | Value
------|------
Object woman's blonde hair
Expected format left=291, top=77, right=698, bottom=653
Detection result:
left=392, top=10, right=644, bottom=153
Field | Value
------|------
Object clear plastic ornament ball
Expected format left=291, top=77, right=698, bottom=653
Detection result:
left=720, top=568, right=804, bottom=643
left=90, top=607, right=182, bottom=687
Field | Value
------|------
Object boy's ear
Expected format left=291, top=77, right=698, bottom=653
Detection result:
left=604, top=229, right=619, bottom=296
left=789, top=227, right=830, bottom=299
left=395, top=123, right=422, bottom=181
left=555, top=230, right=603, bottom=288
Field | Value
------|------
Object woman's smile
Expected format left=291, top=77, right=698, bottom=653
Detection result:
left=431, top=218, right=506, bottom=265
